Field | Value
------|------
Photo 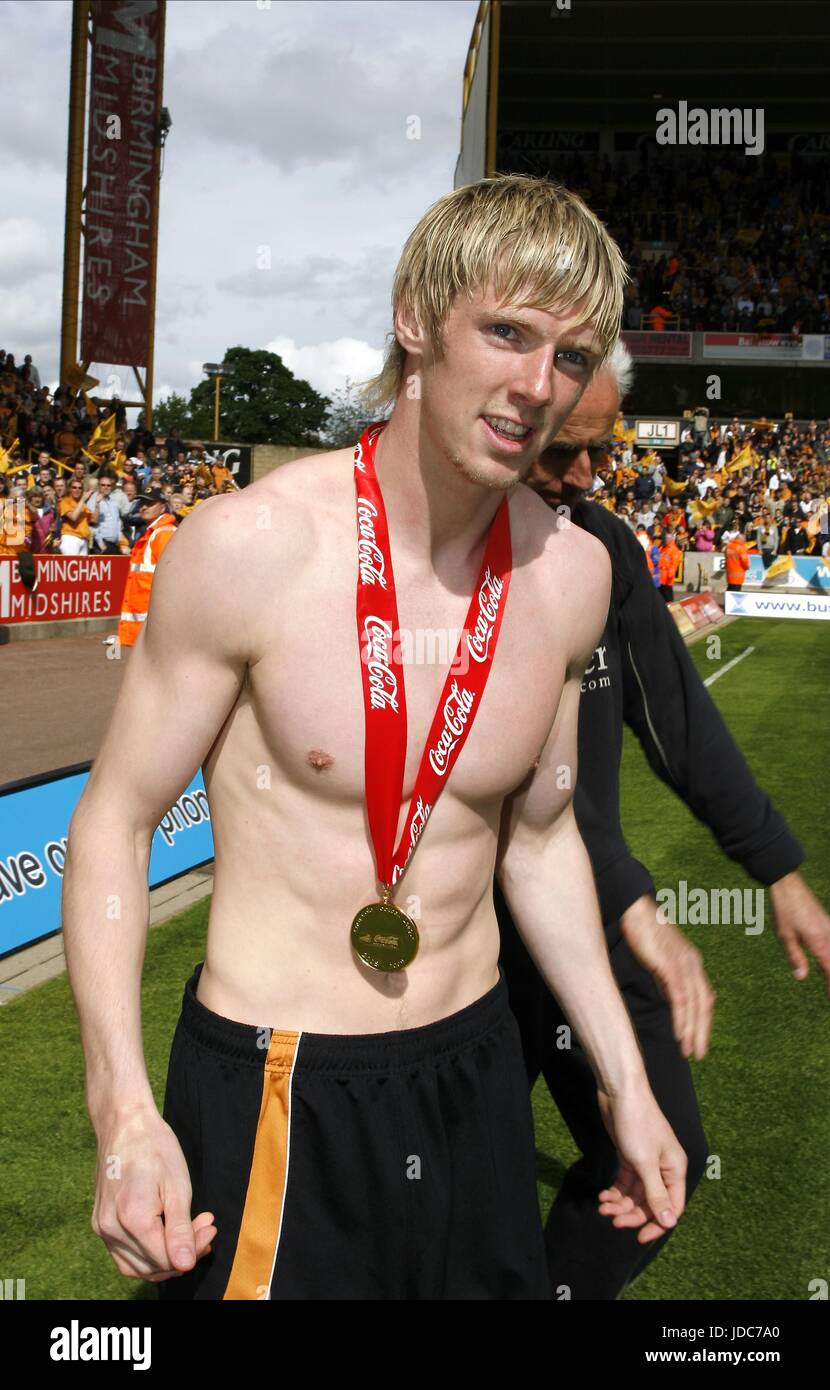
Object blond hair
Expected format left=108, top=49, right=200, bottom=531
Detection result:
left=357, top=173, right=628, bottom=415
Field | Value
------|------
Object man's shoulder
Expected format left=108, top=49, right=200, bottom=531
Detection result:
left=157, top=449, right=355, bottom=588
left=171, top=448, right=346, bottom=519
left=515, top=488, right=611, bottom=621
left=572, top=495, right=639, bottom=552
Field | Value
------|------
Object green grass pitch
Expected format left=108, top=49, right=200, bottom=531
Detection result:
left=1, top=617, right=827, bottom=1300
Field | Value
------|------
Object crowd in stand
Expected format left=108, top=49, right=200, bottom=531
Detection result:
left=550, top=151, right=830, bottom=334
left=3, top=351, right=828, bottom=591
left=0, top=349, right=238, bottom=558
left=589, top=413, right=830, bottom=595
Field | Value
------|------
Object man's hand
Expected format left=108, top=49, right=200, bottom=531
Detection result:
left=92, top=1103, right=216, bottom=1283
left=770, top=870, right=830, bottom=997
left=620, top=893, right=715, bottom=1060
left=596, top=1084, right=687, bottom=1243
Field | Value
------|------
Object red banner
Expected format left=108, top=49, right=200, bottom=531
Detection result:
left=0, top=556, right=129, bottom=625
left=620, top=331, right=692, bottom=360
left=81, top=0, right=165, bottom=367
left=702, top=333, right=803, bottom=361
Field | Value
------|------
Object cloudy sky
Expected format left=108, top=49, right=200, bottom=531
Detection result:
left=2, top=0, right=480, bottom=411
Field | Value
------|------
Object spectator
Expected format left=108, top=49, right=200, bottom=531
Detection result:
left=89, top=474, right=124, bottom=555
left=58, top=478, right=95, bottom=556
left=175, top=479, right=200, bottom=522
left=754, top=513, right=779, bottom=567
left=29, top=486, right=59, bottom=553
left=121, top=477, right=144, bottom=546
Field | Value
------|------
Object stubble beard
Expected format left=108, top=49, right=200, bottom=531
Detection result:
left=444, top=441, right=527, bottom=493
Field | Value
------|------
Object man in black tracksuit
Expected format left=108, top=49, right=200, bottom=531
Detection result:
left=497, top=352, right=829, bottom=1299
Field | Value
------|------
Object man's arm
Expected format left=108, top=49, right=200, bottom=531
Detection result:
left=617, top=521, right=802, bottom=881
left=613, top=520, right=830, bottom=993
left=65, top=496, right=250, bottom=1117
left=496, top=539, right=686, bottom=1241
left=63, top=494, right=253, bottom=1278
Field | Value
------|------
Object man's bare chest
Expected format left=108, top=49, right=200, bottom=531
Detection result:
left=244, top=543, right=567, bottom=809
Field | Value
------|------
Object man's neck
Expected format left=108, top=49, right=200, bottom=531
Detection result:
left=372, top=401, right=512, bottom=580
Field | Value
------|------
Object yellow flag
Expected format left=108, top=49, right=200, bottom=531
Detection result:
left=63, top=363, right=100, bottom=392
left=725, top=443, right=753, bottom=474
left=689, top=497, right=718, bottom=523
left=0, top=437, right=20, bottom=472
left=81, top=390, right=98, bottom=419
left=663, top=475, right=687, bottom=496
left=763, top=553, right=794, bottom=583
left=86, top=412, right=116, bottom=456
left=6, top=461, right=32, bottom=483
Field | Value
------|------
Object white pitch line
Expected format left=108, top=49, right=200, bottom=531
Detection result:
left=704, top=645, right=755, bottom=687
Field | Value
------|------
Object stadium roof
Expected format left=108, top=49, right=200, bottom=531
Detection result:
left=496, top=0, right=830, bottom=134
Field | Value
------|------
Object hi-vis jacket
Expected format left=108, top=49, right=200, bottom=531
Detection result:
left=117, top=511, right=177, bottom=647
left=725, top=535, right=751, bottom=586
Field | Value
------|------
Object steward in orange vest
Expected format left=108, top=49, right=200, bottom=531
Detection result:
left=658, top=531, right=682, bottom=601
left=659, top=533, right=682, bottom=584
left=117, top=489, right=177, bottom=647
left=725, top=533, right=751, bottom=589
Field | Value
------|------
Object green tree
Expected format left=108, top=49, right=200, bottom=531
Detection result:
left=153, top=391, right=192, bottom=436
left=319, top=377, right=381, bottom=448
left=180, top=346, right=331, bottom=445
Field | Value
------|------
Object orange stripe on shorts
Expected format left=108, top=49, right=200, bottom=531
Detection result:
left=223, top=1030, right=300, bottom=1300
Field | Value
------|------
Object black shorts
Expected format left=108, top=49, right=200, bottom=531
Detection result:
left=159, top=962, right=549, bottom=1300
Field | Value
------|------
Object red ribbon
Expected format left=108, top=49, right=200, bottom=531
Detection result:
left=354, top=421, right=513, bottom=890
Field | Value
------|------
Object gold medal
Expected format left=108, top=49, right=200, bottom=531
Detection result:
left=351, top=890, right=419, bottom=973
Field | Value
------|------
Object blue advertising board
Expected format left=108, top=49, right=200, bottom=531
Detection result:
left=745, top=554, right=830, bottom=590
left=0, top=762, right=214, bottom=958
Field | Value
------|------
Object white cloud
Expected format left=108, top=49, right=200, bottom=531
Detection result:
left=264, top=335, right=384, bottom=398
left=0, top=220, right=53, bottom=282
left=3, top=0, right=480, bottom=413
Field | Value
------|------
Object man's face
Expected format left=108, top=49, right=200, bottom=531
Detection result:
left=400, top=280, right=603, bottom=492
left=98, top=477, right=113, bottom=496
left=525, top=368, right=619, bottom=510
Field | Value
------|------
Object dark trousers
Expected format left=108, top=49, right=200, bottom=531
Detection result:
left=496, top=885, right=708, bottom=1300
left=659, top=583, right=674, bottom=603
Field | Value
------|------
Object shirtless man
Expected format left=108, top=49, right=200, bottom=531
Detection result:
left=63, top=174, right=686, bottom=1300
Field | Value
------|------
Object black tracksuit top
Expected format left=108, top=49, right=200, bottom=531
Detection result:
left=570, top=497, right=804, bottom=932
